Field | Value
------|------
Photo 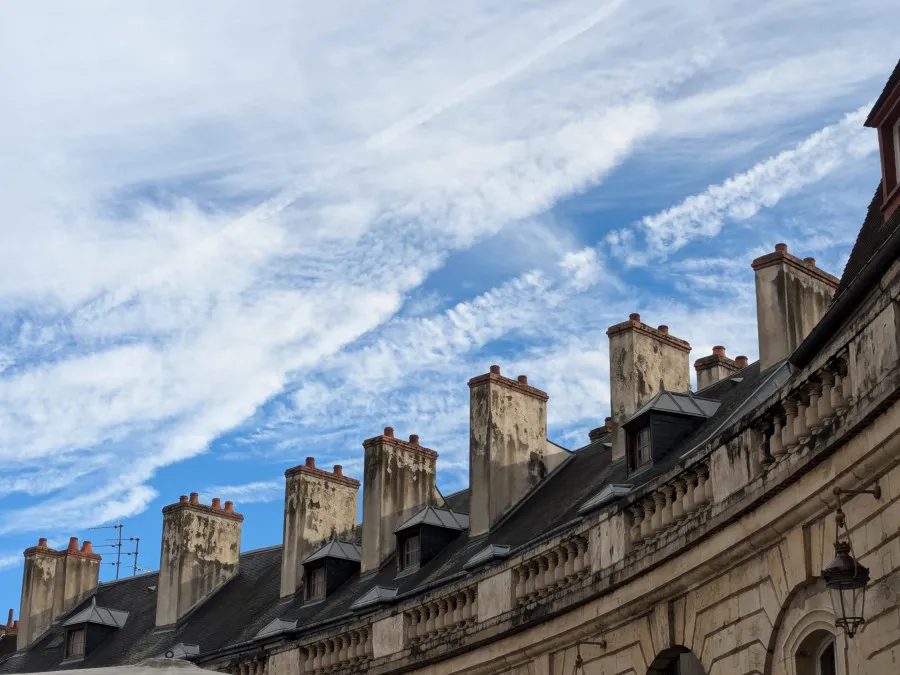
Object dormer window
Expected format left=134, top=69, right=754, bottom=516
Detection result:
left=65, top=627, right=85, bottom=659
left=864, top=59, right=900, bottom=217
left=399, top=534, right=420, bottom=571
left=629, top=426, right=652, bottom=472
left=306, top=565, right=326, bottom=602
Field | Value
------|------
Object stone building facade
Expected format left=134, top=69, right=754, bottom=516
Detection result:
left=3, top=61, right=900, bottom=675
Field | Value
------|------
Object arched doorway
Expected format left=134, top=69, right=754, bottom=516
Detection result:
left=647, top=646, right=706, bottom=675
left=794, top=629, right=836, bottom=675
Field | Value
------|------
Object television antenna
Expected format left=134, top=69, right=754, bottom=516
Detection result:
left=88, top=522, right=143, bottom=579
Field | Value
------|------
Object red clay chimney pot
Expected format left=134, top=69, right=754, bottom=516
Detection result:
left=305, top=456, right=315, bottom=468
left=712, top=345, right=726, bottom=357
left=409, top=434, right=419, bottom=445
left=211, top=498, right=221, bottom=510
left=38, top=538, right=48, bottom=548
left=775, top=243, right=788, bottom=253
left=81, top=541, right=94, bottom=554
left=658, top=325, right=669, bottom=334
left=517, top=375, right=528, bottom=385
left=189, top=492, right=199, bottom=505
left=384, top=426, right=394, bottom=438
left=67, top=537, right=78, bottom=552
left=6, top=609, right=12, bottom=628
left=179, top=495, right=189, bottom=504
left=334, top=465, right=343, bottom=477
left=224, top=501, right=234, bottom=513
left=629, top=313, right=641, bottom=323
left=490, top=365, right=501, bottom=375
left=735, top=355, right=749, bottom=368
left=804, top=257, right=816, bottom=266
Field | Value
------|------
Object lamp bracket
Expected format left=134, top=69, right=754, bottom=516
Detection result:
left=833, top=484, right=881, bottom=500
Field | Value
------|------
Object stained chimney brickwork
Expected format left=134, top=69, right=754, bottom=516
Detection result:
left=752, top=244, right=839, bottom=370
left=280, top=457, right=360, bottom=598
left=155, top=494, right=243, bottom=627
left=468, top=365, right=549, bottom=537
left=695, top=345, right=742, bottom=391
left=607, top=314, right=692, bottom=461
left=361, top=428, right=438, bottom=572
left=17, top=537, right=100, bottom=650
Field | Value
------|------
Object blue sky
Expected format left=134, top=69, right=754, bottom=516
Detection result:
left=0, top=1, right=897, bottom=617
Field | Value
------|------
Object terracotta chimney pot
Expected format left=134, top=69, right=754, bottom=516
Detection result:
left=629, top=312, right=641, bottom=323
left=81, top=541, right=94, bottom=555
left=383, top=426, right=394, bottom=438
left=67, top=537, right=79, bottom=552
left=489, top=365, right=501, bottom=375
left=775, top=243, right=788, bottom=253
left=305, top=457, right=315, bottom=468
left=517, top=375, right=528, bottom=385
left=224, top=501, right=234, bottom=514
left=333, top=465, right=343, bottom=476
left=189, top=492, right=199, bottom=505
left=37, top=538, right=48, bottom=548
left=179, top=495, right=189, bottom=504
left=712, top=345, right=726, bottom=358
left=735, top=355, right=749, bottom=368
left=658, top=325, right=669, bottom=334
left=211, top=498, right=221, bottom=510
left=408, top=434, right=419, bottom=445
left=804, top=257, right=816, bottom=266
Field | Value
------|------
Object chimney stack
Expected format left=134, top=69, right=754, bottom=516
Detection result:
left=280, top=457, right=360, bottom=598
left=694, top=345, right=741, bottom=391
left=468, top=366, right=550, bottom=537
left=155, top=494, right=243, bottom=627
left=752, top=244, right=838, bottom=370
left=361, top=428, right=438, bottom=572
left=607, top=314, right=691, bottom=461
left=17, top=537, right=100, bottom=649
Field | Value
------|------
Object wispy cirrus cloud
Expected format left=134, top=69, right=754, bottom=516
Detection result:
left=0, top=0, right=894, bottom=612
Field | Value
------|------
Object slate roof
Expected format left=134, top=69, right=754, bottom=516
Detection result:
left=625, top=391, right=720, bottom=425
left=63, top=601, right=128, bottom=629
left=302, top=538, right=360, bottom=565
left=395, top=507, right=469, bottom=533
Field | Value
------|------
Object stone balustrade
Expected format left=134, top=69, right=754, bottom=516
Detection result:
left=763, top=351, right=853, bottom=464
left=406, top=585, right=477, bottom=645
left=303, top=626, right=372, bottom=674
left=512, top=534, right=589, bottom=606
left=627, top=460, right=712, bottom=548
left=221, top=659, right=267, bottom=675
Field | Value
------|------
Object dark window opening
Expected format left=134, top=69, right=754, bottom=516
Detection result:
left=400, top=534, right=420, bottom=571
left=629, top=426, right=652, bottom=472
left=306, top=566, right=325, bottom=602
left=66, top=628, right=85, bottom=659
left=817, top=640, right=836, bottom=675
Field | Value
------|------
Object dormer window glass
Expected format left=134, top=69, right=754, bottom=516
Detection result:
left=629, top=426, right=652, bottom=472
left=65, top=628, right=85, bottom=659
left=306, top=566, right=325, bottom=602
left=400, top=534, right=420, bottom=571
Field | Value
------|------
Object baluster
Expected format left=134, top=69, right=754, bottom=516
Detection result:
left=819, top=369, right=835, bottom=423
left=364, top=628, right=374, bottom=659
left=545, top=550, right=559, bottom=591
left=795, top=396, right=810, bottom=445
left=641, top=498, right=655, bottom=538
left=669, top=482, right=684, bottom=522
left=407, top=611, right=418, bottom=644
left=312, top=644, right=322, bottom=673
left=704, top=465, right=713, bottom=503
left=515, top=566, right=526, bottom=604
left=630, top=505, right=645, bottom=543
left=682, top=472, right=696, bottom=515
left=453, top=592, right=464, bottom=627
left=349, top=630, right=359, bottom=661
left=693, top=468, right=707, bottom=509
left=573, top=537, right=587, bottom=578
left=465, top=587, right=477, bottom=623
left=529, top=560, right=542, bottom=599
left=424, top=603, right=436, bottom=637
left=564, top=542, right=577, bottom=580
left=650, top=492, right=664, bottom=533
left=661, top=487, right=674, bottom=527
left=782, top=400, right=798, bottom=453
left=806, top=383, right=823, bottom=434
left=523, top=562, right=535, bottom=599
left=770, top=416, right=785, bottom=459
left=554, top=546, right=567, bottom=586
left=339, top=635, right=349, bottom=666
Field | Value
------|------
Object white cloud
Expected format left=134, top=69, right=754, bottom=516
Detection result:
left=199, top=481, right=283, bottom=506
left=0, top=0, right=895, bottom=540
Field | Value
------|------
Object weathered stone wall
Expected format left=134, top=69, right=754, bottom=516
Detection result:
left=468, top=367, right=549, bottom=536
left=280, top=459, right=359, bottom=598
left=607, top=316, right=691, bottom=461
left=361, top=430, right=437, bottom=573
left=753, top=246, right=838, bottom=371
left=155, top=495, right=243, bottom=626
left=17, top=539, right=99, bottom=650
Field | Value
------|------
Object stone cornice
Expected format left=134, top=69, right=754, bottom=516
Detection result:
left=466, top=367, right=549, bottom=402
left=605, top=317, right=691, bottom=353
left=361, top=430, right=439, bottom=460
left=162, top=495, right=244, bottom=522
left=751, top=247, right=840, bottom=287
left=285, top=463, right=361, bottom=489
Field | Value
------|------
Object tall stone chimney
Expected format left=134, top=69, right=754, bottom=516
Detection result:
left=607, top=315, right=691, bottom=461
left=155, top=493, right=243, bottom=627
left=468, top=366, right=549, bottom=537
left=694, top=345, right=742, bottom=391
left=280, top=457, right=360, bottom=598
left=361, top=428, right=437, bottom=573
left=17, top=537, right=100, bottom=650
left=752, top=244, right=839, bottom=370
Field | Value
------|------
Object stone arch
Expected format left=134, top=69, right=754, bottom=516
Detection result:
left=647, top=646, right=707, bottom=675
left=764, top=578, right=848, bottom=675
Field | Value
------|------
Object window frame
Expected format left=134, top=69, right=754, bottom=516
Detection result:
left=305, top=565, right=326, bottom=602
left=65, top=627, right=86, bottom=660
left=628, top=424, right=653, bottom=473
left=814, top=636, right=836, bottom=675
left=399, top=533, right=420, bottom=572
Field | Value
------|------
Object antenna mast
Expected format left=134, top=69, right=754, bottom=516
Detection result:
left=88, top=522, right=143, bottom=579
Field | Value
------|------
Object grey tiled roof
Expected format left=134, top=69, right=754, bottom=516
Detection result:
left=302, top=538, right=361, bottom=565
left=626, top=390, right=720, bottom=424
left=63, top=601, right=129, bottom=629
left=395, top=507, right=469, bottom=533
